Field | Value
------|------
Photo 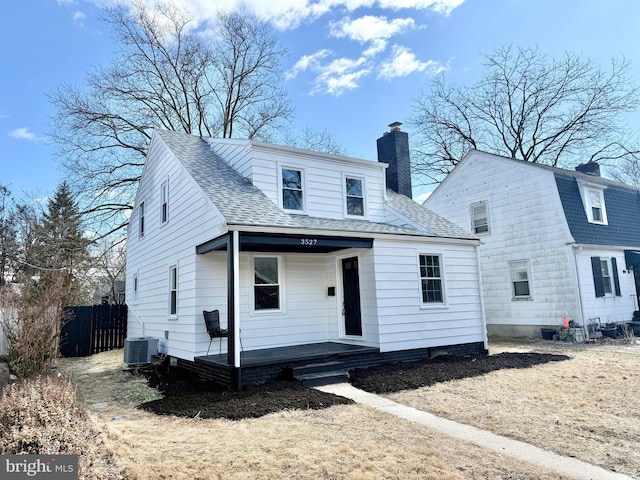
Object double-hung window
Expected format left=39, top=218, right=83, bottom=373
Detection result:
left=345, top=177, right=364, bottom=216
left=161, top=181, right=169, bottom=224
left=591, top=256, right=621, bottom=297
left=169, top=265, right=178, bottom=316
left=419, top=254, right=444, bottom=304
left=254, top=256, right=281, bottom=310
left=282, top=168, right=303, bottom=211
left=509, top=260, right=531, bottom=299
left=470, top=201, right=489, bottom=234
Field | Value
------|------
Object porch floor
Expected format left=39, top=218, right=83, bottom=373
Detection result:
left=195, top=341, right=379, bottom=368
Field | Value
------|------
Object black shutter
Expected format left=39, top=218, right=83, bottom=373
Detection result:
left=591, top=256, right=605, bottom=298
left=612, top=257, right=621, bottom=296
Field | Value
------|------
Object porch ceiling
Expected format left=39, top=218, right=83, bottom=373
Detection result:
left=197, top=232, right=373, bottom=254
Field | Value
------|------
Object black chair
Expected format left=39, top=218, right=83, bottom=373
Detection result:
left=203, top=310, right=228, bottom=355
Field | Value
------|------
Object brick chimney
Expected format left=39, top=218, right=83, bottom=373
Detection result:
left=376, top=122, right=413, bottom=198
left=575, top=161, right=600, bottom=176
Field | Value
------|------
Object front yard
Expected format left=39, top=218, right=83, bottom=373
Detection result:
left=39, top=338, right=640, bottom=478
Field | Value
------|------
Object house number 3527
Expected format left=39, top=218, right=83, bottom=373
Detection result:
left=300, top=238, right=318, bottom=246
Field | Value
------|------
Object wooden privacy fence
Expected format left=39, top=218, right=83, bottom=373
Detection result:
left=60, top=304, right=127, bottom=357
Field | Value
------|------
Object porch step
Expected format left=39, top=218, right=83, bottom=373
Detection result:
left=296, top=370, right=350, bottom=387
left=291, top=361, right=350, bottom=387
left=291, top=360, right=345, bottom=376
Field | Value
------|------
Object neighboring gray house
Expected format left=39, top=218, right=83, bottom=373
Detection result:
left=125, top=125, right=487, bottom=386
left=424, top=149, right=640, bottom=337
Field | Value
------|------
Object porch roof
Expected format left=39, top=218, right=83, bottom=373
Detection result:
left=197, top=231, right=373, bottom=254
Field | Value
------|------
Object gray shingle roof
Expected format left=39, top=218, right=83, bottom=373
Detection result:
left=554, top=171, right=640, bottom=248
left=155, top=129, right=475, bottom=241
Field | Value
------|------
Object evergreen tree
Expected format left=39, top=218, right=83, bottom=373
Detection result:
left=0, top=186, right=18, bottom=286
left=38, top=182, right=90, bottom=305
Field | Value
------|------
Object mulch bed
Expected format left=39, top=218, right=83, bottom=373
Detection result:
left=349, top=352, right=570, bottom=394
left=139, top=352, right=570, bottom=420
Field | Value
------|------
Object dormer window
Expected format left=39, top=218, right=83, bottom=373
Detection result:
left=282, top=168, right=304, bottom=211
left=589, top=190, right=603, bottom=222
left=578, top=181, right=607, bottom=225
left=586, top=188, right=607, bottom=224
left=345, top=176, right=365, bottom=216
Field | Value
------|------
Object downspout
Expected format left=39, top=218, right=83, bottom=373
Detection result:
left=474, top=244, right=489, bottom=352
left=126, top=302, right=144, bottom=336
left=570, top=246, right=587, bottom=338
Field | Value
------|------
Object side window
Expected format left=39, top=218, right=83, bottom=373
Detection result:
left=591, top=256, right=621, bottom=297
left=509, top=260, right=531, bottom=299
left=139, top=202, right=145, bottom=237
left=345, top=177, right=364, bottom=216
left=419, top=254, right=444, bottom=304
left=132, top=272, right=139, bottom=304
left=161, top=181, right=169, bottom=224
left=583, top=187, right=607, bottom=225
left=282, top=168, right=303, bottom=211
left=254, top=256, right=281, bottom=311
left=470, top=201, right=489, bottom=235
left=169, top=265, right=178, bottom=316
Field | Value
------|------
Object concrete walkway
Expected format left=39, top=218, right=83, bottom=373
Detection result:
left=317, top=383, right=634, bottom=480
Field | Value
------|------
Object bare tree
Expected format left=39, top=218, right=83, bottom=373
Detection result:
left=90, top=237, right=127, bottom=305
left=49, top=1, right=293, bottom=236
left=410, top=45, right=640, bottom=184
left=282, top=125, right=346, bottom=156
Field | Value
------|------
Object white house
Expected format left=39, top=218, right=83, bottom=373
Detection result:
left=126, top=125, right=487, bottom=386
left=424, top=149, right=640, bottom=338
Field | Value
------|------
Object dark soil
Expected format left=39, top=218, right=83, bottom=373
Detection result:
left=139, top=352, right=570, bottom=420
left=350, top=352, right=570, bottom=394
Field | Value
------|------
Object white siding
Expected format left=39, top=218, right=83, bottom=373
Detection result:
left=126, top=135, right=227, bottom=360
left=209, top=141, right=389, bottom=223
left=192, top=249, right=381, bottom=356
left=575, top=247, right=636, bottom=324
left=425, top=151, right=578, bottom=334
left=373, top=239, right=485, bottom=352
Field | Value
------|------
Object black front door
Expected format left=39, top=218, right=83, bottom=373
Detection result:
left=342, top=256, right=362, bottom=336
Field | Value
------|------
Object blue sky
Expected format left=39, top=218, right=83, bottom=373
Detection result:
left=2, top=0, right=640, bottom=203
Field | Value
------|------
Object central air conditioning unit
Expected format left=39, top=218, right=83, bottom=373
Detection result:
left=124, top=337, right=159, bottom=365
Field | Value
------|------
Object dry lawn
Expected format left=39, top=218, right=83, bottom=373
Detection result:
left=57, top=349, right=571, bottom=480
left=387, top=338, right=640, bottom=478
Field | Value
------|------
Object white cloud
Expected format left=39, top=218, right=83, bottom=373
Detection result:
left=56, top=0, right=74, bottom=5
left=330, top=16, right=415, bottom=43
left=313, top=57, right=371, bottom=96
left=378, top=0, right=464, bottom=15
left=287, top=51, right=372, bottom=96
left=377, top=45, right=446, bottom=80
left=286, top=49, right=332, bottom=80
left=72, top=11, right=86, bottom=22
left=123, top=0, right=464, bottom=30
left=9, top=128, right=45, bottom=143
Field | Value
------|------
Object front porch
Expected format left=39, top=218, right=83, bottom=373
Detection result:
left=181, top=340, right=487, bottom=387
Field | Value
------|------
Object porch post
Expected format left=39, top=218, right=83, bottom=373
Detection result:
left=226, top=231, right=241, bottom=389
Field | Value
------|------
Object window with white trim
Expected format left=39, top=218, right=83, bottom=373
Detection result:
left=591, top=256, right=621, bottom=297
left=253, top=256, right=281, bottom=310
left=419, top=254, right=444, bottom=304
left=345, top=177, right=364, bottom=216
left=509, top=260, right=531, bottom=299
left=161, top=180, right=169, bottom=224
left=282, top=168, right=303, bottom=211
left=169, top=265, right=177, bottom=316
left=470, top=201, right=489, bottom=234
